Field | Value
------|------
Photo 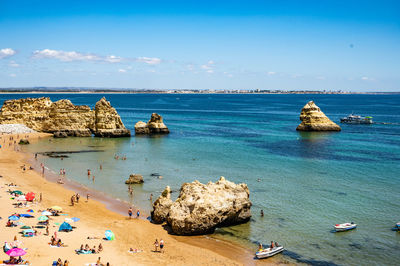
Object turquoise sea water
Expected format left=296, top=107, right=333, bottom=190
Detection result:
left=3, top=93, right=400, bottom=265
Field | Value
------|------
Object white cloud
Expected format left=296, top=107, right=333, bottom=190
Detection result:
left=9, top=60, right=20, bottom=67
left=201, top=64, right=212, bottom=70
left=9, top=73, right=16, bottom=77
left=207, top=60, right=215, bottom=65
left=206, top=69, right=214, bottom=74
left=267, top=71, right=276, bottom=75
left=361, top=76, right=376, bottom=81
left=0, top=48, right=16, bottom=59
left=118, top=69, right=126, bottom=73
left=136, top=57, right=161, bottom=65
left=32, top=49, right=103, bottom=62
left=32, top=49, right=160, bottom=65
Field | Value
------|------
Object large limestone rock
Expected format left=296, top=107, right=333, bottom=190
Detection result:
left=296, top=101, right=341, bottom=131
left=125, top=174, right=144, bottom=184
left=134, top=113, right=169, bottom=135
left=0, top=97, right=131, bottom=137
left=94, top=97, right=131, bottom=137
left=151, top=177, right=252, bottom=235
left=151, top=186, right=173, bottom=224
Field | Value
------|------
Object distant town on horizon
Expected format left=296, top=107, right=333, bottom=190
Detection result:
left=0, top=87, right=398, bottom=94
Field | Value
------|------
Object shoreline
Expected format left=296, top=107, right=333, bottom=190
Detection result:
left=0, top=132, right=291, bottom=265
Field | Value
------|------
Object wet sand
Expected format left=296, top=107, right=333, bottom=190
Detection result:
left=0, top=132, right=291, bottom=265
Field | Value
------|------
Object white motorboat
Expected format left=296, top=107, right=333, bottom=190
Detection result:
left=334, top=222, right=357, bottom=232
left=255, top=246, right=284, bottom=259
left=396, top=222, right=400, bottom=227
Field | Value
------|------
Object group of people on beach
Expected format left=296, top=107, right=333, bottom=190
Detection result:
left=128, top=207, right=140, bottom=219
left=153, top=239, right=165, bottom=253
left=76, top=243, right=103, bottom=254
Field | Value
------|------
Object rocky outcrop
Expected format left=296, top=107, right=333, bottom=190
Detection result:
left=151, top=186, right=173, bottom=224
left=296, top=101, right=341, bottom=131
left=151, top=177, right=252, bottom=235
left=18, top=139, right=29, bottom=145
left=0, top=97, right=131, bottom=137
left=125, top=174, right=144, bottom=184
left=134, top=113, right=169, bottom=135
left=94, top=97, right=131, bottom=137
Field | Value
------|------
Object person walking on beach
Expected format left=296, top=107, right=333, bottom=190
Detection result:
left=159, top=239, right=165, bottom=253
left=86, top=193, right=90, bottom=202
left=128, top=207, right=133, bottom=219
left=39, top=193, right=42, bottom=202
left=71, top=195, right=75, bottom=206
left=76, top=193, right=80, bottom=203
left=154, top=239, right=159, bottom=252
left=136, top=210, right=140, bottom=218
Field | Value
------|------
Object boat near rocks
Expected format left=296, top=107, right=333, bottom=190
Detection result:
left=334, top=222, right=357, bottom=232
left=255, top=246, right=284, bottom=259
left=340, top=114, right=373, bottom=124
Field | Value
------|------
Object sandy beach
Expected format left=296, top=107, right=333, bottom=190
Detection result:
left=0, top=132, right=288, bottom=266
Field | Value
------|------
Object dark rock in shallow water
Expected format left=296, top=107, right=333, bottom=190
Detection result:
left=53, top=131, right=68, bottom=138
left=18, top=139, right=29, bottom=145
left=38, top=150, right=104, bottom=158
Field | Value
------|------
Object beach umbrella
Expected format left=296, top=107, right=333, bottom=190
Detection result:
left=22, top=229, right=35, bottom=234
left=20, top=226, right=31, bottom=229
left=41, top=211, right=52, bottom=216
left=25, top=192, right=35, bottom=201
left=64, top=218, right=73, bottom=223
left=6, top=248, right=26, bottom=257
left=71, top=217, right=80, bottom=222
left=37, top=215, right=49, bottom=221
left=8, top=215, right=20, bottom=221
left=58, top=222, right=72, bottom=232
left=51, top=206, right=62, bottom=211
left=105, top=230, right=115, bottom=240
left=19, top=214, right=34, bottom=218
left=27, top=209, right=34, bottom=213
left=11, top=191, right=23, bottom=195
left=16, top=195, right=26, bottom=201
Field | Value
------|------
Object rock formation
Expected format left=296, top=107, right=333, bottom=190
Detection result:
left=151, top=186, right=173, bottom=224
left=18, top=139, right=29, bottom=145
left=151, top=177, right=252, bottom=235
left=125, top=174, right=144, bottom=184
left=0, top=97, right=131, bottom=137
left=94, top=97, right=131, bottom=137
left=296, top=101, right=341, bottom=131
left=134, top=113, right=169, bottom=135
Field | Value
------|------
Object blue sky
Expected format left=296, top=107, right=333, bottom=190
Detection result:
left=0, top=0, right=399, bottom=91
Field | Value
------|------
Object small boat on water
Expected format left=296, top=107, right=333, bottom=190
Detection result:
left=255, top=246, right=284, bottom=259
left=340, top=114, right=373, bottom=124
left=334, top=222, right=357, bottom=232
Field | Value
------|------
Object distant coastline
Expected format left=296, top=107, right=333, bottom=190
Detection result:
left=0, top=88, right=399, bottom=94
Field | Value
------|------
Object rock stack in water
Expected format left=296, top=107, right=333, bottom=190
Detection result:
left=134, top=113, right=169, bottom=135
left=125, top=174, right=144, bottom=184
left=0, top=97, right=130, bottom=137
left=94, top=97, right=131, bottom=137
left=151, top=177, right=252, bottom=235
left=296, top=101, right=341, bottom=131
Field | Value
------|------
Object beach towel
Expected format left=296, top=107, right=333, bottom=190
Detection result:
left=75, top=249, right=93, bottom=255
left=128, top=249, right=143, bottom=254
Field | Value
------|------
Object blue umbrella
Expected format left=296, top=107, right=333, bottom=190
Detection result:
left=71, top=217, right=80, bottom=222
left=8, top=215, right=20, bottom=221
left=23, top=229, right=35, bottom=234
left=19, top=214, right=34, bottom=218
left=105, top=230, right=115, bottom=240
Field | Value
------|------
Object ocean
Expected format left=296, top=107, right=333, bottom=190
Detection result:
left=3, top=93, right=400, bottom=265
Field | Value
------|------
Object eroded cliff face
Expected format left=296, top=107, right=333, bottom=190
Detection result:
left=0, top=97, right=130, bottom=137
left=151, top=177, right=252, bottom=235
left=134, top=113, right=169, bottom=135
left=94, top=97, right=131, bottom=137
left=296, top=101, right=341, bottom=131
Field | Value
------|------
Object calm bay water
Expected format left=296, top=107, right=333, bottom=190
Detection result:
left=3, top=93, right=400, bottom=265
